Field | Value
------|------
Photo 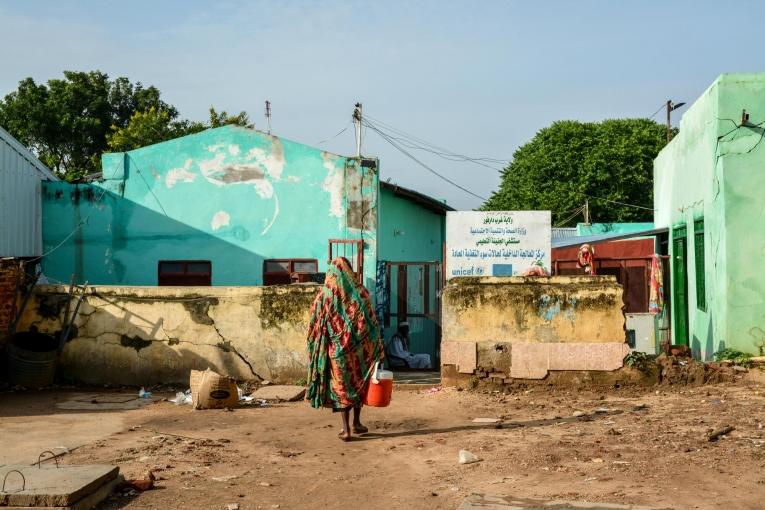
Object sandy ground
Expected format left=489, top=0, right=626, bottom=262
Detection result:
left=2, top=378, right=765, bottom=510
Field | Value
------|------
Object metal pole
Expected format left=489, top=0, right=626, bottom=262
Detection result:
left=353, top=103, right=363, bottom=157
left=265, top=100, right=272, bottom=135
left=584, top=199, right=590, bottom=226
left=666, top=100, right=672, bottom=142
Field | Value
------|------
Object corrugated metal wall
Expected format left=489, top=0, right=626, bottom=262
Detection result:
left=0, top=129, right=50, bottom=257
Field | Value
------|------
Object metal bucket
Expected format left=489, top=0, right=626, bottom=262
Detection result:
left=6, top=332, right=58, bottom=388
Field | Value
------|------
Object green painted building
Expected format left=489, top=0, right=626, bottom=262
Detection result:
left=378, top=182, right=453, bottom=362
left=654, top=73, right=765, bottom=358
left=41, top=125, right=450, bottom=360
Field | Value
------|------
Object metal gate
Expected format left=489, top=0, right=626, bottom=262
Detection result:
left=328, top=239, right=364, bottom=283
left=381, top=261, right=442, bottom=366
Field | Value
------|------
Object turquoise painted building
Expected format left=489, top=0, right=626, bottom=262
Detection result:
left=378, top=182, right=453, bottom=362
left=41, top=126, right=451, bottom=359
left=654, top=73, right=765, bottom=358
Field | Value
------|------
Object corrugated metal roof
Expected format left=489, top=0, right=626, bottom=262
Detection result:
left=551, top=227, right=669, bottom=249
left=0, top=126, right=57, bottom=181
left=381, top=181, right=455, bottom=213
left=552, top=227, right=577, bottom=239
left=0, top=126, right=57, bottom=257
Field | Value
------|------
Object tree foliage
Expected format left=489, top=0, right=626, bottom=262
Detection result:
left=482, top=119, right=669, bottom=224
left=0, top=71, right=252, bottom=181
left=107, top=106, right=253, bottom=153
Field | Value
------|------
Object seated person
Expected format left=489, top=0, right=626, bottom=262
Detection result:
left=387, top=322, right=432, bottom=369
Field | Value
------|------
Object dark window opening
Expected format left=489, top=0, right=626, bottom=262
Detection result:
left=694, top=219, right=706, bottom=311
left=158, top=260, right=212, bottom=286
left=263, top=259, right=320, bottom=286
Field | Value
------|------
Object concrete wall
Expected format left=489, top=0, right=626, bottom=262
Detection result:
left=442, top=276, right=624, bottom=345
left=41, top=125, right=378, bottom=290
left=440, top=276, right=627, bottom=383
left=654, top=73, right=765, bottom=357
left=16, top=284, right=317, bottom=385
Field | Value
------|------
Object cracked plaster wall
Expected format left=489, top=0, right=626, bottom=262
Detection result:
left=440, top=276, right=626, bottom=379
left=40, top=126, right=379, bottom=289
left=17, top=284, right=317, bottom=385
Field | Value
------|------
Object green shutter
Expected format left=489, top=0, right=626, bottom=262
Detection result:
left=694, top=219, right=706, bottom=311
left=672, top=224, right=689, bottom=345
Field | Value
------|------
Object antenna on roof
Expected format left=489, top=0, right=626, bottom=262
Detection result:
left=353, top=103, right=363, bottom=157
left=265, top=100, right=272, bottom=135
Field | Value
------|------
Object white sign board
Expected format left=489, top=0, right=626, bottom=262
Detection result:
left=445, top=211, right=551, bottom=279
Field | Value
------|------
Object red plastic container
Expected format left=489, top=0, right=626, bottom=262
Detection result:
left=364, top=365, right=393, bottom=407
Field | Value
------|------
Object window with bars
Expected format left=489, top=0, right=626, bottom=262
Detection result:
left=694, top=219, right=706, bottom=311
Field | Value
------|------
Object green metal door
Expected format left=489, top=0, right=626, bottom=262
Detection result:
left=672, top=226, right=689, bottom=345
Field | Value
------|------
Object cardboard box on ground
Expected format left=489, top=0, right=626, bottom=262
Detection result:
left=190, top=369, right=239, bottom=410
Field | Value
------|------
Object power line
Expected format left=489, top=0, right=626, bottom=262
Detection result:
left=580, top=192, right=655, bottom=211
left=365, top=115, right=510, bottom=164
left=363, top=119, right=488, bottom=201
left=554, top=206, right=585, bottom=228
left=316, top=119, right=352, bottom=145
left=363, top=114, right=510, bottom=170
left=648, top=104, right=665, bottom=120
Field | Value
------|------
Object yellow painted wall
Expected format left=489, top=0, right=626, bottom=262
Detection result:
left=18, top=284, right=317, bottom=385
left=442, top=276, right=625, bottom=345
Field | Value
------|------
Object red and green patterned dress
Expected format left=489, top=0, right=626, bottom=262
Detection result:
left=306, top=257, right=384, bottom=410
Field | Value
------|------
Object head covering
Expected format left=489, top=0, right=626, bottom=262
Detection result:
left=305, top=257, right=384, bottom=410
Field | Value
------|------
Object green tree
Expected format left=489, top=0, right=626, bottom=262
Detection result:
left=0, top=71, right=173, bottom=180
left=0, top=71, right=252, bottom=180
left=107, top=106, right=254, bottom=153
left=206, top=107, right=252, bottom=129
left=482, top=119, right=668, bottom=224
left=106, top=107, right=182, bottom=152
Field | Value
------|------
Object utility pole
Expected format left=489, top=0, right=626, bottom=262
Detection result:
left=583, top=199, right=591, bottom=226
left=265, top=100, right=272, bottom=135
left=353, top=103, right=363, bottom=157
left=665, top=100, right=686, bottom=142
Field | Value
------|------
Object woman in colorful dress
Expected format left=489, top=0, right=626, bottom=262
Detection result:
left=306, top=257, right=385, bottom=441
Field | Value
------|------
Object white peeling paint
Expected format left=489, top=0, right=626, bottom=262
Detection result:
left=322, top=152, right=344, bottom=218
left=211, top=211, right=230, bottom=231
left=198, top=153, right=227, bottom=186
left=166, top=159, right=197, bottom=188
left=286, top=175, right=301, bottom=183
left=229, top=144, right=240, bottom=156
left=104, top=248, right=113, bottom=275
left=207, top=144, right=224, bottom=152
left=254, top=179, right=274, bottom=199
left=245, top=138, right=285, bottom=180
left=261, top=194, right=280, bottom=235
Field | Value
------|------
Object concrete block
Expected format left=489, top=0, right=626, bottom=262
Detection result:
left=250, top=385, right=306, bottom=401
left=0, top=464, right=118, bottom=508
left=55, top=393, right=160, bottom=411
left=509, top=343, right=548, bottom=379
left=511, top=342, right=629, bottom=380
left=441, top=341, right=477, bottom=374
left=459, top=492, right=671, bottom=509
left=585, top=343, right=606, bottom=370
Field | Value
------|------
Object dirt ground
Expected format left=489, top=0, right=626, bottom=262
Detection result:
left=2, top=376, right=765, bottom=510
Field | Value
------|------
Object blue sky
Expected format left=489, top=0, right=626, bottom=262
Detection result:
left=2, top=1, right=764, bottom=209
